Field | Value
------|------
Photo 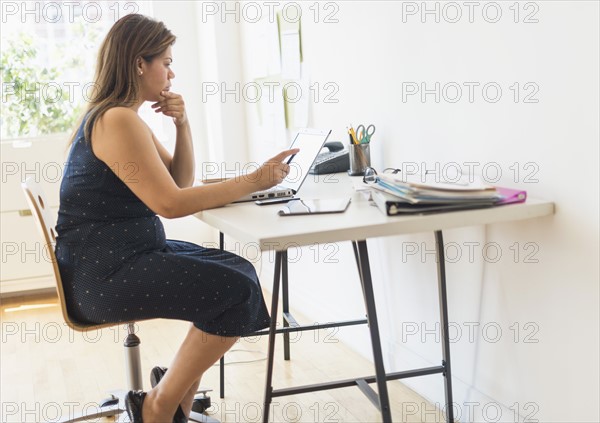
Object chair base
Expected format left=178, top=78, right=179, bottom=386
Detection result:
left=53, top=389, right=221, bottom=422
left=56, top=390, right=125, bottom=423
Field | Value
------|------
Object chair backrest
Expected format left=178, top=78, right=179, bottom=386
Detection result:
left=21, top=178, right=113, bottom=332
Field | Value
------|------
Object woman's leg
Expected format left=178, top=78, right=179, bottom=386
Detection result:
left=180, top=378, right=201, bottom=417
left=142, top=325, right=237, bottom=422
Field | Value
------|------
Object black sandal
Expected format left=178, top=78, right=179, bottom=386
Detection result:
left=150, top=365, right=167, bottom=388
left=125, top=390, right=146, bottom=423
left=150, top=366, right=188, bottom=423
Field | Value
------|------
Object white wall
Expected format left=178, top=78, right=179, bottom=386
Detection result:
left=155, top=1, right=251, bottom=168
left=147, top=1, right=222, bottom=245
left=229, top=1, right=599, bottom=422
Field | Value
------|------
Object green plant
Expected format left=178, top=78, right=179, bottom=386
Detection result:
left=0, top=32, right=85, bottom=138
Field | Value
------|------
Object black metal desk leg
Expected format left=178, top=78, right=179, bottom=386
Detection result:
left=282, top=251, right=291, bottom=360
left=435, top=231, right=455, bottom=423
left=352, top=241, right=363, bottom=283
left=352, top=241, right=369, bottom=321
left=356, top=240, right=393, bottom=422
left=219, top=232, right=226, bottom=399
left=263, top=251, right=283, bottom=423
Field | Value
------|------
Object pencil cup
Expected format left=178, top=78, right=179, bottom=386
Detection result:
left=348, top=143, right=371, bottom=176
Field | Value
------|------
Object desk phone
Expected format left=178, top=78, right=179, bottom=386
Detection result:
left=309, top=141, right=350, bottom=174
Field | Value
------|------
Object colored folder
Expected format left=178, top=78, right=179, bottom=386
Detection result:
left=371, top=187, right=527, bottom=216
left=495, top=187, right=527, bottom=205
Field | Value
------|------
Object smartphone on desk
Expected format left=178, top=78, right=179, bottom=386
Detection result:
left=278, top=198, right=351, bottom=215
left=255, top=197, right=295, bottom=206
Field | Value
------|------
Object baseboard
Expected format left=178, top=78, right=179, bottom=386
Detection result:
left=0, top=276, right=55, bottom=297
left=388, top=341, right=534, bottom=423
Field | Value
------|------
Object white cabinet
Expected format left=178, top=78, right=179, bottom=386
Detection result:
left=0, top=208, right=56, bottom=280
left=1, top=134, right=68, bottom=295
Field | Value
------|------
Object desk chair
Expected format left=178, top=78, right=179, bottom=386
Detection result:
left=21, top=178, right=219, bottom=423
left=21, top=178, right=142, bottom=422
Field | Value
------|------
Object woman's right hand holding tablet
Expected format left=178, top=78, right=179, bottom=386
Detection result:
left=251, top=148, right=300, bottom=191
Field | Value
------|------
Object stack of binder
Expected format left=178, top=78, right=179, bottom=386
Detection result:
left=370, top=173, right=527, bottom=215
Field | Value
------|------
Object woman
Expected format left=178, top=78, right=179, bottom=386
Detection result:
left=55, top=14, right=297, bottom=423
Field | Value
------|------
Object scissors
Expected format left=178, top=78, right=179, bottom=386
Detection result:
left=356, top=124, right=375, bottom=144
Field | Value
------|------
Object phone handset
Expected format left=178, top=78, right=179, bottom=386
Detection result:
left=323, top=141, right=344, bottom=152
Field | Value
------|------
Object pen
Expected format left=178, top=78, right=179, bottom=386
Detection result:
left=346, top=126, right=355, bottom=144
left=348, top=126, right=359, bottom=144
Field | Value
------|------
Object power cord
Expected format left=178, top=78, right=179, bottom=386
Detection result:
left=211, top=348, right=267, bottom=366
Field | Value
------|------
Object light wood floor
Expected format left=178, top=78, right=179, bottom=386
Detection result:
left=1, top=291, right=445, bottom=423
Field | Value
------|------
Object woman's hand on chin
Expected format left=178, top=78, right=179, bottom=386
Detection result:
left=151, top=91, right=188, bottom=127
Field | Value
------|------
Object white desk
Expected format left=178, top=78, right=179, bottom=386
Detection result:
left=196, top=174, right=553, bottom=250
left=195, top=174, right=554, bottom=422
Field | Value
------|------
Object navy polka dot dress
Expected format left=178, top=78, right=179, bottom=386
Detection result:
left=55, top=118, right=270, bottom=337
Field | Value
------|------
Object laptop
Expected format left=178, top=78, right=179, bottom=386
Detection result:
left=235, top=128, right=332, bottom=202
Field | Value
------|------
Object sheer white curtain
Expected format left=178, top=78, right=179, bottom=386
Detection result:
left=151, top=1, right=250, bottom=179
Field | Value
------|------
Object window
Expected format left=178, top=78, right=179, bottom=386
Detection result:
left=1, top=1, right=153, bottom=139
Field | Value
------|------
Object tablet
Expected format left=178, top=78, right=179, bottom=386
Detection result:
left=278, top=198, right=351, bottom=216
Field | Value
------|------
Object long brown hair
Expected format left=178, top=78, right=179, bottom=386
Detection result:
left=73, top=14, right=175, bottom=144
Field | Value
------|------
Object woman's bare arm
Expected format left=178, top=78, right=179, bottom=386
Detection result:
left=91, top=107, right=296, bottom=218
left=151, top=91, right=195, bottom=187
